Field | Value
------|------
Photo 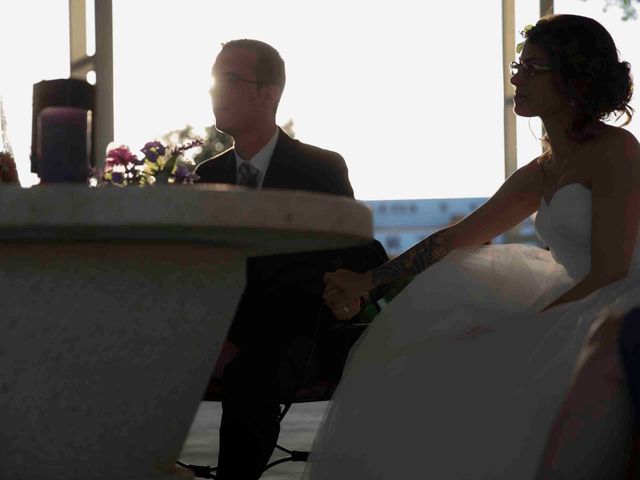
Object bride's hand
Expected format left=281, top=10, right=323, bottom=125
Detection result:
left=323, top=269, right=372, bottom=307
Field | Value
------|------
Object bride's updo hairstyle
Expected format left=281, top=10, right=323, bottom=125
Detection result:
left=524, top=14, right=634, bottom=137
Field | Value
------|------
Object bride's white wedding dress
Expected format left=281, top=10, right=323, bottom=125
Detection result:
left=304, top=183, right=640, bottom=479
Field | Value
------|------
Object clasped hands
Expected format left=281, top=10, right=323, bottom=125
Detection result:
left=323, top=269, right=373, bottom=320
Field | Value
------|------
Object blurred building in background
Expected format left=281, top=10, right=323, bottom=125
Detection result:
left=363, top=198, right=541, bottom=258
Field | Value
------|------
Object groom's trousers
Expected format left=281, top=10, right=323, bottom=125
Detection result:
left=215, top=284, right=326, bottom=480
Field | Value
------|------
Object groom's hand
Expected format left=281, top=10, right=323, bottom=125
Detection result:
left=323, top=269, right=370, bottom=305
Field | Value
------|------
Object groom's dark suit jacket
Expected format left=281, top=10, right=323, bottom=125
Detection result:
left=195, top=128, right=387, bottom=350
left=195, top=128, right=354, bottom=196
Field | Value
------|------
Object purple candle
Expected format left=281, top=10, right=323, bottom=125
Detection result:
left=37, top=106, right=92, bottom=183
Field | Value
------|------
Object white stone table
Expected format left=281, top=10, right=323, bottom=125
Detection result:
left=0, top=184, right=372, bottom=480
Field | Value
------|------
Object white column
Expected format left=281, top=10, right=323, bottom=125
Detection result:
left=69, top=0, right=91, bottom=79
left=539, top=0, right=553, bottom=142
left=68, top=0, right=113, bottom=168
left=93, top=0, right=114, bottom=166
left=502, top=0, right=517, bottom=179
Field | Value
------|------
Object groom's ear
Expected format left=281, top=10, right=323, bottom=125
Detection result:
left=260, top=84, right=282, bottom=113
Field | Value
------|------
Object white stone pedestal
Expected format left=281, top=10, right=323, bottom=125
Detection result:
left=0, top=185, right=371, bottom=480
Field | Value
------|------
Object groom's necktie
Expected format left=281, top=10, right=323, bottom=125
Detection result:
left=237, top=161, right=259, bottom=188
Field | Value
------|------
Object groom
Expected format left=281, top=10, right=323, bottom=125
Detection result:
left=195, top=39, right=387, bottom=480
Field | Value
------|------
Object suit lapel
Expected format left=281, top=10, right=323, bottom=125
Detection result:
left=218, top=151, right=237, bottom=185
left=262, top=129, right=296, bottom=189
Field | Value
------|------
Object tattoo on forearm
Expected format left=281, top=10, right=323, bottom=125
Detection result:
left=371, top=231, right=450, bottom=287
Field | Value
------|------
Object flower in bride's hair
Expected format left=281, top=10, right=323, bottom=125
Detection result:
left=516, top=24, right=535, bottom=54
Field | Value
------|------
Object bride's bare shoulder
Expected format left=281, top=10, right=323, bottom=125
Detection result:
left=594, top=124, right=640, bottom=160
left=589, top=125, right=640, bottom=189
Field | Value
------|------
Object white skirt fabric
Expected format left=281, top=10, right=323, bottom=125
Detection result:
left=303, top=244, right=640, bottom=480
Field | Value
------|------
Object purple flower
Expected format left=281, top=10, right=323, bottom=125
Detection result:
left=110, top=171, right=125, bottom=185
left=141, top=141, right=166, bottom=163
left=173, top=163, right=191, bottom=181
left=172, top=160, right=199, bottom=184
left=105, top=145, right=139, bottom=167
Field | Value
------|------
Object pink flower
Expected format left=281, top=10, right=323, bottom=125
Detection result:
left=105, top=145, right=140, bottom=167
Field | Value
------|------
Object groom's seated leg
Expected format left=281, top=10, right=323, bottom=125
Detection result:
left=217, top=351, right=281, bottom=480
left=216, top=289, right=321, bottom=480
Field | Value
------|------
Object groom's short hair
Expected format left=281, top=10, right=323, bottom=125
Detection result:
left=221, top=39, right=286, bottom=92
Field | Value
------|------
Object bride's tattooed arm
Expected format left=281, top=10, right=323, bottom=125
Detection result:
left=371, top=230, right=450, bottom=287
left=323, top=229, right=452, bottom=309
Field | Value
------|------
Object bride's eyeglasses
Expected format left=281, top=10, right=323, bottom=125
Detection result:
left=509, top=60, right=552, bottom=78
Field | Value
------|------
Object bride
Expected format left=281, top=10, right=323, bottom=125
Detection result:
left=306, top=14, right=640, bottom=479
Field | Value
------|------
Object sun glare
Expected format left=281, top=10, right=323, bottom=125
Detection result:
left=1, top=0, right=638, bottom=196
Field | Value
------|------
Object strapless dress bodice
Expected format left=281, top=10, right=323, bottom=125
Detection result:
left=535, top=183, right=592, bottom=279
left=535, top=182, right=640, bottom=280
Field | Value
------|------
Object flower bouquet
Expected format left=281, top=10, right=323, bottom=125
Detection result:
left=91, top=139, right=202, bottom=187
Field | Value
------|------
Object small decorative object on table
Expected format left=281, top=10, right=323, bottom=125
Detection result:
left=0, top=151, right=19, bottom=184
left=90, top=138, right=203, bottom=187
left=0, top=96, right=19, bottom=184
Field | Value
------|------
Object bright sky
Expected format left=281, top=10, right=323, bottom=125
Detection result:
left=1, top=0, right=638, bottom=198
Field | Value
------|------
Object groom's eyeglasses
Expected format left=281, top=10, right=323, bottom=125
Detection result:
left=509, top=60, right=552, bottom=78
left=211, top=73, right=264, bottom=93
